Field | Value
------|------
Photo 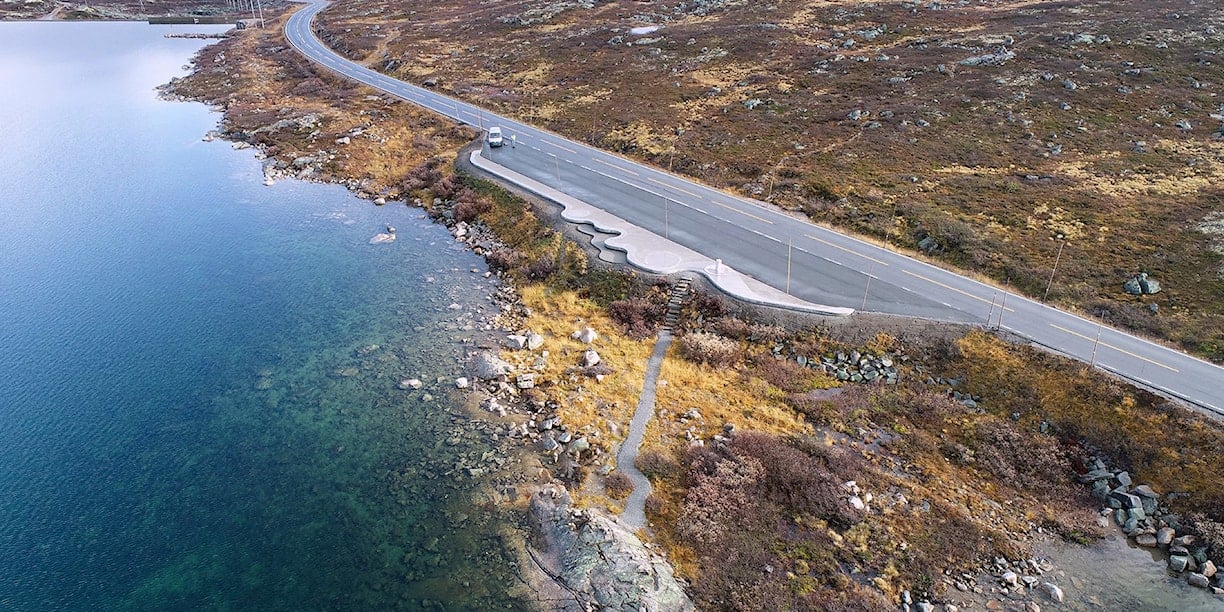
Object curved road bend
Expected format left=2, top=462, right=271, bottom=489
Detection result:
left=284, top=1, right=1223, bottom=416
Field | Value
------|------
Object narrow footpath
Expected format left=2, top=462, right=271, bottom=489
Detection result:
left=616, top=279, right=690, bottom=530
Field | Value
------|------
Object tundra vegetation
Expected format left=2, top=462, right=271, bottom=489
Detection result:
left=310, top=0, right=1224, bottom=362
left=155, top=5, right=1224, bottom=609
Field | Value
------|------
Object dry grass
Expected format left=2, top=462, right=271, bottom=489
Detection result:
left=314, top=0, right=1224, bottom=362
left=509, top=284, right=652, bottom=451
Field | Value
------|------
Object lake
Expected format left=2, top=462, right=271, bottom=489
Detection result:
left=0, top=21, right=524, bottom=610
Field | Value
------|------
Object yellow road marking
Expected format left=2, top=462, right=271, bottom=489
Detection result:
left=594, top=157, right=640, bottom=176
left=1049, top=324, right=1179, bottom=372
left=806, top=234, right=889, bottom=267
left=647, top=176, right=702, bottom=199
left=708, top=199, right=774, bottom=224
left=901, top=269, right=1014, bottom=311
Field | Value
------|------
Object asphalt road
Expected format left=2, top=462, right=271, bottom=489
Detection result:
left=284, top=1, right=1223, bottom=416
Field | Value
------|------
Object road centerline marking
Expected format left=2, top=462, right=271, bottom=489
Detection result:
left=901, top=269, right=1013, bottom=311
left=805, top=234, right=889, bottom=266
left=1049, top=323, right=1179, bottom=372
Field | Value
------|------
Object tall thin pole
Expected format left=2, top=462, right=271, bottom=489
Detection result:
left=997, top=291, right=1008, bottom=330
left=986, top=293, right=997, bottom=328
left=1045, top=239, right=1065, bottom=301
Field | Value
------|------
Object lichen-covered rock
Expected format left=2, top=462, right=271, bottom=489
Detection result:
left=526, top=485, right=694, bottom=611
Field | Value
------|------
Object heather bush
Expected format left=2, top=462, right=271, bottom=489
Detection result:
left=607, top=296, right=666, bottom=339
left=972, top=417, right=1073, bottom=496
left=750, top=353, right=818, bottom=393
left=678, top=331, right=741, bottom=367
left=484, top=247, right=523, bottom=272
left=525, top=254, right=557, bottom=280
left=636, top=450, right=680, bottom=481
left=452, top=196, right=491, bottom=223
left=605, top=471, right=634, bottom=499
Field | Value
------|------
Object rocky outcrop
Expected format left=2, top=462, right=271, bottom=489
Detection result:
left=526, top=485, right=694, bottom=611
left=1123, top=272, right=1161, bottom=295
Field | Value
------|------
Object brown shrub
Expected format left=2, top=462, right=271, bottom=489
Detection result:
left=484, top=247, right=523, bottom=271
left=971, top=418, right=1073, bottom=497
left=678, top=331, right=741, bottom=367
left=636, top=450, right=680, bottom=481
left=607, top=296, right=666, bottom=339
left=605, top=471, right=634, bottom=499
left=525, top=254, right=557, bottom=280
left=750, top=353, right=817, bottom=393
left=452, top=197, right=491, bottom=223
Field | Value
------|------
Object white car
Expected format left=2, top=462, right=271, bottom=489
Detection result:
left=487, top=126, right=504, bottom=147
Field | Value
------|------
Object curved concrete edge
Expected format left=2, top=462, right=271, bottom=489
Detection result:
left=470, top=151, right=854, bottom=317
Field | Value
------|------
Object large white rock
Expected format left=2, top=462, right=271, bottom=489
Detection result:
left=572, top=327, right=598, bottom=344
left=455, top=377, right=470, bottom=389
left=582, top=350, right=601, bottom=367
left=1041, top=582, right=1064, bottom=603
left=525, top=332, right=545, bottom=350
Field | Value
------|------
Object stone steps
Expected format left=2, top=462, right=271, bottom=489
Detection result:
left=662, top=278, right=692, bottom=332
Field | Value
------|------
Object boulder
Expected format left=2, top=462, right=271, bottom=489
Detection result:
left=1115, top=471, right=1132, bottom=487
left=1170, top=555, right=1190, bottom=573
left=525, top=332, right=545, bottom=350
left=471, top=351, right=512, bottom=379
left=1202, top=560, right=1217, bottom=578
left=1110, top=491, right=1142, bottom=510
left=1188, top=573, right=1210, bottom=589
left=504, top=334, right=527, bottom=349
left=582, top=350, right=601, bottom=367
left=455, top=377, right=470, bottom=389
left=572, top=327, right=598, bottom=344
left=1040, top=582, right=1064, bottom=603
left=1138, top=274, right=1161, bottom=294
left=1157, top=527, right=1176, bottom=546
left=1001, top=571, right=1019, bottom=587
left=516, top=373, right=536, bottom=389
left=1135, top=533, right=1158, bottom=547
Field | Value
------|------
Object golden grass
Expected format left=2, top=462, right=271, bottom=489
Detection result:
left=647, top=345, right=812, bottom=455
left=508, top=284, right=652, bottom=451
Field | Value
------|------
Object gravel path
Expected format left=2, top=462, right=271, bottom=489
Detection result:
left=616, top=329, right=673, bottom=530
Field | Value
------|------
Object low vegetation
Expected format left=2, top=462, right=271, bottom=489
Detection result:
left=312, top=0, right=1224, bottom=361
left=164, top=13, right=1224, bottom=610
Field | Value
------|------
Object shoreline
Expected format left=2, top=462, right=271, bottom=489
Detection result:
left=151, top=13, right=1224, bottom=610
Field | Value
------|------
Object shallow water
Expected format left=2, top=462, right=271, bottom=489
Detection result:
left=1036, top=526, right=1221, bottom=611
left=0, top=22, right=523, bottom=610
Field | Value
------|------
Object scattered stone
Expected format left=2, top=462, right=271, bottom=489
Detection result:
left=525, top=332, right=545, bottom=350
left=582, top=349, right=601, bottom=367
left=516, top=373, right=536, bottom=389
left=1203, top=560, right=1217, bottom=578
left=471, top=351, right=512, bottom=379
left=455, top=377, right=470, bottom=389
left=1170, top=555, right=1190, bottom=573
left=1040, top=582, right=1064, bottom=603
left=1001, top=571, right=1019, bottom=587
left=504, top=334, right=527, bottom=349
left=1136, top=533, right=1158, bottom=547
left=1157, top=527, right=1176, bottom=546
left=1189, top=573, right=1211, bottom=588
left=398, top=378, right=423, bottom=390
left=572, top=327, right=598, bottom=344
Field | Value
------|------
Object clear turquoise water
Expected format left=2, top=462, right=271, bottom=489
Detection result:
left=0, top=22, right=521, bottom=610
